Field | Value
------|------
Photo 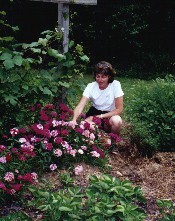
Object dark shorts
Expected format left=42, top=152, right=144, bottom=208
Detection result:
left=86, top=106, right=111, bottom=132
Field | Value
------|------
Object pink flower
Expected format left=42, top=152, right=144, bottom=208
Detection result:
left=52, top=120, right=60, bottom=127
left=83, top=130, right=90, bottom=138
left=0, top=145, right=6, bottom=152
left=81, top=145, right=87, bottom=151
left=50, top=130, right=58, bottom=137
left=4, top=172, right=14, bottom=182
left=89, top=133, right=95, bottom=140
left=50, top=164, right=57, bottom=171
left=91, top=151, right=100, bottom=158
left=54, top=149, right=63, bottom=157
left=69, top=149, right=77, bottom=157
left=0, top=156, right=6, bottom=163
left=36, top=124, right=43, bottom=130
left=74, top=165, right=83, bottom=175
left=31, top=172, right=38, bottom=180
left=10, top=128, right=19, bottom=136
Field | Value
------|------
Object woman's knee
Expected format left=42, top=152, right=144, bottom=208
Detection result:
left=109, top=115, right=122, bottom=127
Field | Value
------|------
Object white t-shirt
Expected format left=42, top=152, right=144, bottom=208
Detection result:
left=83, top=80, right=124, bottom=111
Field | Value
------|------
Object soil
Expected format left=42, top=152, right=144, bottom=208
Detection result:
left=0, top=137, right=175, bottom=221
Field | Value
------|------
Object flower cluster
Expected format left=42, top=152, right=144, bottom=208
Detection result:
left=0, top=103, right=113, bottom=197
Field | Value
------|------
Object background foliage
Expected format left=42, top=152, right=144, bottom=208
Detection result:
left=1, top=0, right=175, bottom=78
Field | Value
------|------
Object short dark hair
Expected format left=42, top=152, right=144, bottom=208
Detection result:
left=93, top=61, right=116, bottom=83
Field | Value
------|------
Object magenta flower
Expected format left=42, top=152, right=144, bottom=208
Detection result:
left=0, top=145, right=6, bottom=152
left=0, top=182, right=7, bottom=191
left=54, top=137, right=63, bottom=144
left=11, top=183, right=23, bottom=192
left=45, top=143, right=53, bottom=151
left=61, top=129, right=69, bottom=136
left=75, top=127, right=84, bottom=134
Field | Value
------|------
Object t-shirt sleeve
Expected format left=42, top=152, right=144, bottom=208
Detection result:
left=113, top=80, right=124, bottom=98
left=83, top=83, right=91, bottom=98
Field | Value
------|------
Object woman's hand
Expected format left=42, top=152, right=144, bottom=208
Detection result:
left=69, top=120, right=77, bottom=129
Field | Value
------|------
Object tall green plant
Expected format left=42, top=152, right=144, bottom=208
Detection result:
left=0, top=10, right=89, bottom=133
left=127, top=75, right=175, bottom=153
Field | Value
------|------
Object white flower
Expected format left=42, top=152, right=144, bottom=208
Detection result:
left=19, top=138, right=27, bottom=143
left=78, top=149, right=84, bottom=154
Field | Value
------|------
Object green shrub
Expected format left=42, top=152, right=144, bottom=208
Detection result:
left=126, top=75, right=175, bottom=153
left=0, top=25, right=89, bottom=135
left=29, top=174, right=146, bottom=221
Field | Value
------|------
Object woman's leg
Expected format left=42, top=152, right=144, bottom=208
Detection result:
left=109, top=115, right=122, bottom=134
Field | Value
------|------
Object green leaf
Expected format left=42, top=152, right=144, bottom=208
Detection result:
left=106, top=209, right=116, bottom=215
left=3, top=59, right=14, bottom=70
left=48, top=48, right=65, bottom=60
left=22, top=85, right=29, bottom=90
left=80, top=55, right=90, bottom=62
left=12, top=26, right=19, bottom=31
left=59, top=206, right=72, bottom=212
left=4, top=95, right=18, bottom=105
left=116, top=205, right=125, bottom=214
left=31, top=48, right=42, bottom=53
left=0, top=52, right=12, bottom=61
left=69, top=40, right=74, bottom=48
left=58, top=81, right=70, bottom=88
left=13, top=55, right=23, bottom=66
left=43, top=87, right=53, bottom=95
left=1, top=36, right=14, bottom=42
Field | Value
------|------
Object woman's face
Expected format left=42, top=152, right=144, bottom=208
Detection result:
left=95, top=73, right=110, bottom=89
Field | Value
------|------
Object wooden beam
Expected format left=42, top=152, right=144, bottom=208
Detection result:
left=30, top=0, right=97, bottom=5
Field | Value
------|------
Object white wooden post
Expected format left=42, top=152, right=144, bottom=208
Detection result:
left=58, top=3, right=69, bottom=53
left=30, top=0, right=97, bottom=53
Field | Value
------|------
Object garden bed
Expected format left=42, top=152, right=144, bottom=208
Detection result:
left=0, top=140, right=174, bottom=221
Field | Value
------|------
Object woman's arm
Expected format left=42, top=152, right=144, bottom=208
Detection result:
left=72, top=96, right=89, bottom=124
left=96, top=96, right=124, bottom=119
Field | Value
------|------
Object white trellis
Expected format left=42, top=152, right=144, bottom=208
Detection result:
left=30, top=0, right=97, bottom=52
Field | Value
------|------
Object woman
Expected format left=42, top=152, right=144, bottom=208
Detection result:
left=71, top=61, right=124, bottom=135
